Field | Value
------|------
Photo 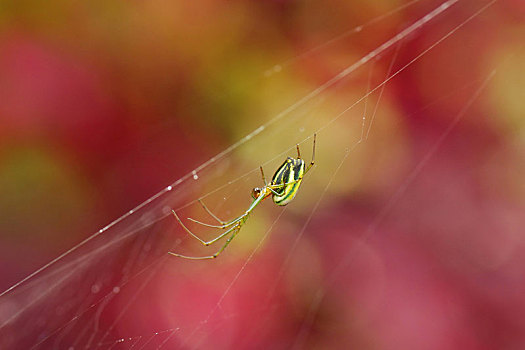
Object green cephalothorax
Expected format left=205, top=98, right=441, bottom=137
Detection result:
left=271, top=157, right=305, bottom=206
left=169, top=134, right=316, bottom=260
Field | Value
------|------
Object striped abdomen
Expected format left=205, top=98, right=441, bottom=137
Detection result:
left=271, top=157, right=305, bottom=206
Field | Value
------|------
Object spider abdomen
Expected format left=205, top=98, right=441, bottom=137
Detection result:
left=271, top=157, right=305, bottom=206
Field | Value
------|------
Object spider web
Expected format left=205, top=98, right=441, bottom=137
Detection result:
left=1, top=0, right=523, bottom=349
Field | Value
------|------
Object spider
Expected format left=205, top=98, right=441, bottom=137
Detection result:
left=169, top=134, right=316, bottom=260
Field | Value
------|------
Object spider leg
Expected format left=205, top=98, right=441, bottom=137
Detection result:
left=170, top=188, right=266, bottom=259
left=259, top=166, right=267, bottom=185
left=305, top=133, right=316, bottom=174
left=268, top=178, right=302, bottom=190
left=172, top=210, right=243, bottom=246
left=185, top=199, right=242, bottom=228
left=168, top=225, right=242, bottom=260
left=267, top=187, right=282, bottom=196
left=209, top=225, right=242, bottom=258
left=197, top=198, right=226, bottom=225
left=187, top=217, right=240, bottom=229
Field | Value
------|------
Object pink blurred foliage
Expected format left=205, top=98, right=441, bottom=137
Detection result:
left=0, top=33, right=216, bottom=286
left=0, top=34, right=126, bottom=158
left=0, top=0, right=524, bottom=349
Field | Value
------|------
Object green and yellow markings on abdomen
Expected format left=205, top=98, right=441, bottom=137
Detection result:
left=272, top=158, right=305, bottom=206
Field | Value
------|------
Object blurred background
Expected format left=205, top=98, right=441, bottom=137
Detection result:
left=0, top=0, right=524, bottom=349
